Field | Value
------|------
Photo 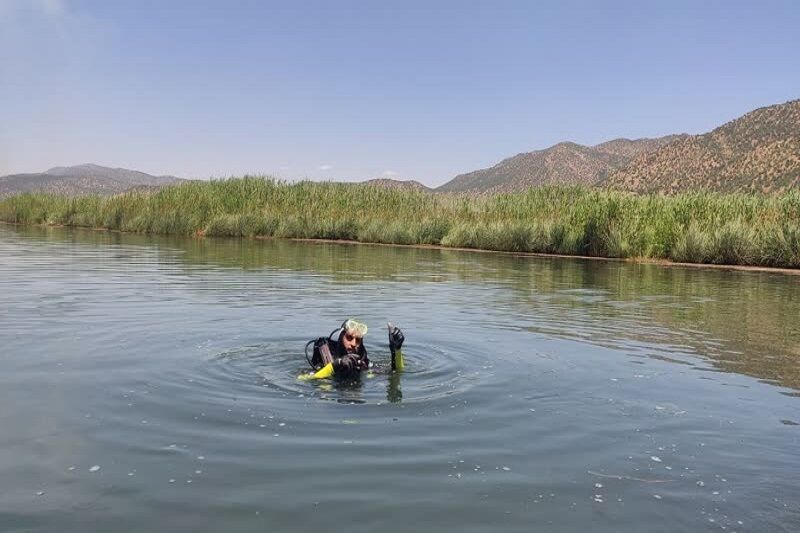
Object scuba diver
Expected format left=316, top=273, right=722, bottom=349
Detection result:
left=300, top=319, right=405, bottom=380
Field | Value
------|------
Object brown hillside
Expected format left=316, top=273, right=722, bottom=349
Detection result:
left=594, top=135, right=688, bottom=159
left=0, top=164, right=183, bottom=197
left=437, top=137, right=680, bottom=194
left=604, top=99, right=800, bottom=194
left=363, top=178, right=431, bottom=192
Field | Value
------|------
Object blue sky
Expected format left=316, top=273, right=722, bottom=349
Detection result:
left=1, top=0, right=798, bottom=186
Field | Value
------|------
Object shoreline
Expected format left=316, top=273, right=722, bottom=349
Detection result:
left=4, top=220, right=798, bottom=277
left=287, top=235, right=800, bottom=276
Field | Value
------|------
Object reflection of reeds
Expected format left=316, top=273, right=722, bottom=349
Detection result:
left=2, top=177, right=799, bottom=268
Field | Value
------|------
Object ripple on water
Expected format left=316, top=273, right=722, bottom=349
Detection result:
left=203, top=339, right=486, bottom=405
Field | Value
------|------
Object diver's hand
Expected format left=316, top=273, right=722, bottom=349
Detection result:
left=333, top=353, right=365, bottom=374
left=388, top=323, right=404, bottom=352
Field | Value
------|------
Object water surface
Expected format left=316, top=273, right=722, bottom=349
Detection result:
left=1, top=224, right=798, bottom=532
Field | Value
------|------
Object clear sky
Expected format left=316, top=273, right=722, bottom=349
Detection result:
left=1, top=0, right=798, bottom=186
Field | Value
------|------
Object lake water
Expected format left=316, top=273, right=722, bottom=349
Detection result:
left=1, top=224, right=799, bottom=533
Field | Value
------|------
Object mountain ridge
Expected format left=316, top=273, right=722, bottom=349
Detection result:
left=602, top=99, right=800, bottom=194
left=437, top=136, right=684, bottom=194
left=363, top=178, right=431, bottom=191
left=0, top=164, right=184, bottom=197
left=4, top=99, right=798, bottom=198
left=436, top=99, right=798, bottom=195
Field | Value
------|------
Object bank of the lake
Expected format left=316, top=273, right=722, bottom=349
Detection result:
left=1, top=177, right=799, bottom=268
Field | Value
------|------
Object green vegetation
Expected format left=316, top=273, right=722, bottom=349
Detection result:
left=2, top=177, right=799, bottom=268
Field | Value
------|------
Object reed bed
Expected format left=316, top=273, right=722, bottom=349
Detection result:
left=2, top=177, right=799, bottom=268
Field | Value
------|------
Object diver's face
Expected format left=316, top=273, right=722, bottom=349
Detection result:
left=342, top=331, right=362, bottom=353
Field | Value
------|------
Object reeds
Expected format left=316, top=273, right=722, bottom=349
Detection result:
left=2, top=177, right=799, bottom=268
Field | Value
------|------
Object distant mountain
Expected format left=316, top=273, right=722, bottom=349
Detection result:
left=0, top=164, right=183, bottom=197
left=5, top=99, right=798, bottom=199
left=363, top=178, right=431, bottom=192
left=439, top=99, right=800, bottom=195
left=603, top=99, right=800, bottom=194
left=437, top=137, right=684, bottom=194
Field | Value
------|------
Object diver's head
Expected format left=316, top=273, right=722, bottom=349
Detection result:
left=342, top=319, right=368, bottom=353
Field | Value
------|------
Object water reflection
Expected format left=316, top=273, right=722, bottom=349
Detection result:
left=386, top=373, right=403, bottom=403
left=3, top=223, right=800, bottom=533
left=7, top=224, right=799, bottom=391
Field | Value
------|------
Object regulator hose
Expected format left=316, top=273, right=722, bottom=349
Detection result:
left=304, top=339, right=315, bottom=368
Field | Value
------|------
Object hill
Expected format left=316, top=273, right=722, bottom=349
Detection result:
left=363, top=178, right=431, bottom=192
left=0, top=164, right=183, bottom=197
left=437, top=137, right=683, bottom=194
left=603, top=99, right=800, bottom=194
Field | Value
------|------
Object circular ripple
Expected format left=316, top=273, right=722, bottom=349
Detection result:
left=203, top=339, right=486, bottom=405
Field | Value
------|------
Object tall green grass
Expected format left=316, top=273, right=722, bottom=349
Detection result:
left=2, top=177, right=799, bottom=268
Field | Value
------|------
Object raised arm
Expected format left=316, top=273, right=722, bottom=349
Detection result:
left=388, top=323, right=405, bottom=371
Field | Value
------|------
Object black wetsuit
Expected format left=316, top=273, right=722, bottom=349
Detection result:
left=310, top=328, right=370, bottom=378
